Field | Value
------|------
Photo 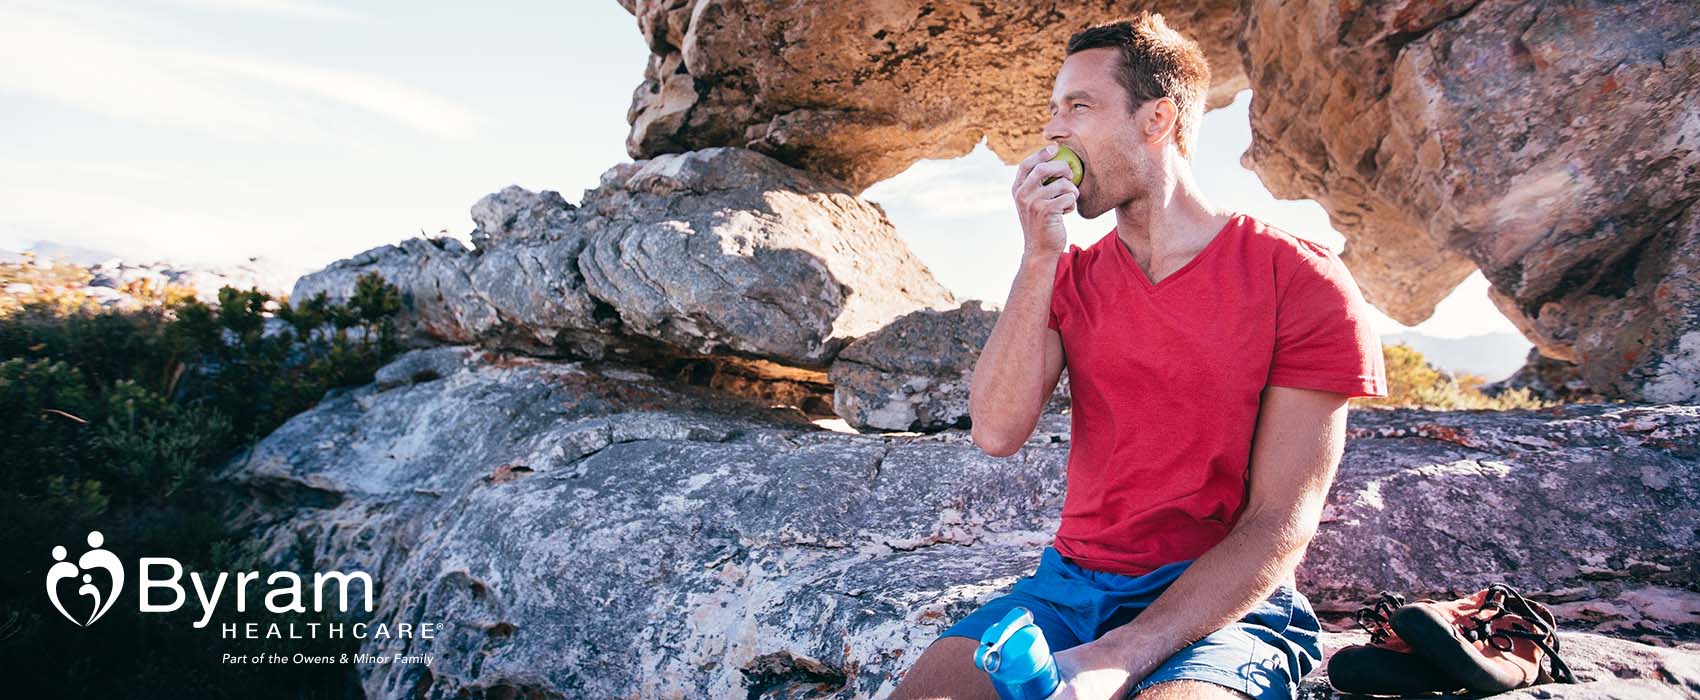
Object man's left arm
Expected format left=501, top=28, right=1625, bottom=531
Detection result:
left=1093, top=383, right=1350, bottom=684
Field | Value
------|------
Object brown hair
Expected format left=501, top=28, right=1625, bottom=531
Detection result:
left=1066, top=12, right=1212, bottom=158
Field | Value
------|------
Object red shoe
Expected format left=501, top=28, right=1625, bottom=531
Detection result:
left=1391, top=583, right=1578, bottom=693
left=1327, top=591, right=1466, bottom=696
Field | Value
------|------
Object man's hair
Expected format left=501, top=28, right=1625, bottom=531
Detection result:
left=1066, top=12, right=1212, bottom=158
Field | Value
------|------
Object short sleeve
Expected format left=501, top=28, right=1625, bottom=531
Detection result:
left=1267, top=251, right=1388, bottom=398
left=1046, top=246, right=1078, bottom=331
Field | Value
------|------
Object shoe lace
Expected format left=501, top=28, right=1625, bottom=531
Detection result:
left=1454, top=583, right=1578, bottom=684
left=1353, top=591, right=1406, bottom=645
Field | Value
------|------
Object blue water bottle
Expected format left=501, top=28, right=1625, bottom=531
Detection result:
left=975, top=607, right=1061, bottom=700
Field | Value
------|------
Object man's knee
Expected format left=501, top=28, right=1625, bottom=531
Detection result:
left=887, top=636, right=998, bottom=700
left=1132, top=679, right=1256, bottom=700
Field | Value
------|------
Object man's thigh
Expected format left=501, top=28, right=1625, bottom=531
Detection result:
left=887, top=636, right=998, bottom=700
left=1134, top=679, right=1256, bottom=700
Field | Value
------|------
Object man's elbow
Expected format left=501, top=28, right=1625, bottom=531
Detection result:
left=970, top=422, right=1024, bottom=457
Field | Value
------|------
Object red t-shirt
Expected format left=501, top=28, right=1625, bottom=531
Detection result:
left=1046, top=213, right=1387, bottom=576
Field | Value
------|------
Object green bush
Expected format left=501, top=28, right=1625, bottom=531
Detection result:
left=0, top=266, right=401, bottom=698
left=1355, top=342, right=1558, bottom=410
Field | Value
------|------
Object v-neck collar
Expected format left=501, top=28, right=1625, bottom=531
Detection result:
left=1111, top=213, right=1243, bottom=291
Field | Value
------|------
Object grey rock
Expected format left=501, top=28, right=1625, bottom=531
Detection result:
left=1310, top=404, right=1700, bottom=640
left=221, top=350, right=1699, bottom=699
left=830, top=300, right=1069, bottom=431
left=372, top=346, right=479, bottom=390
left=291, top=148, right=955, bottom=374
left=468, top=185, right=578, bottom=250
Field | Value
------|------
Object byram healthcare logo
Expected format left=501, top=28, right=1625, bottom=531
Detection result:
left=45, top=530, right=124, bottom=626
left=41, top=530, right=445, bottom=642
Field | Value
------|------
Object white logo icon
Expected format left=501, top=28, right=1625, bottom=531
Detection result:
left=45, top=530, right=125, bottom=626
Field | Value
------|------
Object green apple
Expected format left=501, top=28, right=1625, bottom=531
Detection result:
left=1042, top=145, right=1084, bottom=186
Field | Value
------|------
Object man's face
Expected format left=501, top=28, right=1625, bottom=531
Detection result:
left=1043, top=47, right=1155, bottom=219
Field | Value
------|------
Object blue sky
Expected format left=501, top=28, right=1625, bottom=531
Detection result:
left=0, top=0, right=1526, bottom=347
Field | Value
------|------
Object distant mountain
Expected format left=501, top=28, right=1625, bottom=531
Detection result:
left=22, top=240, right=126, bottom=266
left=1379, top=331, right=1533, bottom=382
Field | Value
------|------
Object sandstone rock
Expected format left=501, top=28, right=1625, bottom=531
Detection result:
left=617, top=0, right=1248, bottom=192
left=292, top=148, right=956, bottom=372
left=1241, top=0, right=1700, bottom=402
left=829, top=300, right=1069, bottom=432
left=221, top=349, right=1699, bottom=698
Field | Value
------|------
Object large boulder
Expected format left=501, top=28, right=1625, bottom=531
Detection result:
left=221, top=348, right=1699, bottom=699
left=292, top=148, right=956, bottom=373
left=829, top=300, right=1069, bottom=432
left=1241, top=0, right=1700, bottom=402
left=616, top=0, right=1248, bottom=192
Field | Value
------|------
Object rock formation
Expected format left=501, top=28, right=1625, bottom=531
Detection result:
left=222, top=347, right=1700, bottom=699
left=617, top=0, right=1248, bottom=193
left=294, top=147, right=956, bottom=382
left=1242, top=0, right=1700, bottom=404
left=614, top=0, right=1700, bottom=403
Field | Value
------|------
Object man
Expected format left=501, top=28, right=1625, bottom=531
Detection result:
left=889, top=12, right=1387, bottom=700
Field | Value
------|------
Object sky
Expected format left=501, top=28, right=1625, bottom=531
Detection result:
left=0, top=0, right=1529, bottom=349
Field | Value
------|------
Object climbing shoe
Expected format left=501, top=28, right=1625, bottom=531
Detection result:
left=1391, top=583, right=1579, bottom=693
left=1327, top=591, right=1466, bottom=696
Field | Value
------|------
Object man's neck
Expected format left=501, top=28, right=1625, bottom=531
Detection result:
left=1112, top=154, right=1232, bottom=271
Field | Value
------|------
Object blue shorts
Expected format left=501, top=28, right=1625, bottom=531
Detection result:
left=938, top=546, right=1322, bottom=700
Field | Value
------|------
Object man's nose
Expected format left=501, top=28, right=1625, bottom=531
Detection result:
left=1042, top=113, right=1069, bottom=143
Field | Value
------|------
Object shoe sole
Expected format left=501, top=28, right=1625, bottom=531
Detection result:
left=1392, top=605, right=1524, bottom=693
left=1327, top=643, right=1465, bottom=696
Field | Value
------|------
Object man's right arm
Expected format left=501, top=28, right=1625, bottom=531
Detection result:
left=969, top=143, right=1078, bottom=457
left=968, top=252, right=1067, bottom=457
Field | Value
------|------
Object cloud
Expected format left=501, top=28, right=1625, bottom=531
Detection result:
left=0, top=7, right=478, bottom=142
left=169, top=0, right=366, bottom=22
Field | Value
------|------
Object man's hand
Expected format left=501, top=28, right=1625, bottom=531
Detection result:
left=1048, top=640, right=1137, bottom=700
left=1013, top=143, right=1079, bottom=258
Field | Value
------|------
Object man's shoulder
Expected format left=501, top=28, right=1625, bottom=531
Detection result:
left=1236, top=215, right=1356, bottom=292
left=1238, top=214, right=1338, bottom=263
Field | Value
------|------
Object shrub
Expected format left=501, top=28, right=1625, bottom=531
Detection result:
left=0, top=262, right=401, bottom=698
left=1354, top=342, right=1558, bottom=410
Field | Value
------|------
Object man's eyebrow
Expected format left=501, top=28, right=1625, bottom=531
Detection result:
left=1048, top=90, right=1095, bottom=110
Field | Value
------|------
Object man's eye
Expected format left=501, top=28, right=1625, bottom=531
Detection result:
left=1072, top=103, right=1088, bottom=111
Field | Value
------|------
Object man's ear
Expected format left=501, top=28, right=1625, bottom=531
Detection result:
left=1141, top=97, right=1179, bottom=149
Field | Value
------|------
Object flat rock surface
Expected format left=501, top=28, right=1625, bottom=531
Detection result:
left=221, top=349, right=1700, bottom=698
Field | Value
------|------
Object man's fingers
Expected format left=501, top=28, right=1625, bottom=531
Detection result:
left=1017, top=164, right=1070, bottom=202
left=1029, top=161, right=1076, bottom=188
left=1041, top=189, right=1078, bottom=216
left=1038, top=177, right=1079, bottom=200
left=1014, top=144, right=1060, bottom=189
